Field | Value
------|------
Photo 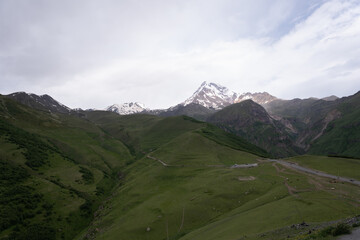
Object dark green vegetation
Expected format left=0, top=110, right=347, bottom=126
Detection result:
left=1, top=92, right=360, bottom=240
left=0, top=95, right=132, bottom=239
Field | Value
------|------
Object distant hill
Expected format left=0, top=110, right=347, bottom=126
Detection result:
left=321, top=95, right=339, bottom=101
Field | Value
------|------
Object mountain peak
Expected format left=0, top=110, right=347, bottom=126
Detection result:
left=183, top=82, right=237, bottom=109
left=182, top=82, right=277, bottom=109
left=6, top=92, right=71, bottom=113
left=106, top=102, right=146, bottom=115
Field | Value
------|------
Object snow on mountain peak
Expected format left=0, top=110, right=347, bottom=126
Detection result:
left=106, top=102, right=146, bottom=115
left=183, top=81, right=237, bottom=109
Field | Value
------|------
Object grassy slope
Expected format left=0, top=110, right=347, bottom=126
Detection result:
left=177, top=159, right=360, bottom=240
left=87, top=132, right=264, bottom=240
left=87, top=130, right=360, bottom=240
left=85, top=112, right=268, bottom=158
left=309, top=109, right=360, bottom=158
left=0, top=96, right=133, bottom=240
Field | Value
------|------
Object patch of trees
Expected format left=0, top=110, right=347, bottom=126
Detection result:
left=0, top=158, right=56, bottom=238
left=7, top=223, right=56, bottom=240
left=0, top=183, right=43, bottom=232
left=0, top=120, right=54, bottom=169
left=79, top=166, right=94, bottom=184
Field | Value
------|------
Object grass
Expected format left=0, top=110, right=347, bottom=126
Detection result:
left=83, top=134, right=360, bottom=240
left=151, top=131, right=259, bottom=166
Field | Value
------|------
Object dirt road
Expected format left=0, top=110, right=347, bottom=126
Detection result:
left=269, top=159, right=360, bottom=186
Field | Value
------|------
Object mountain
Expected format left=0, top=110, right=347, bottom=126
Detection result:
left=181, top=82, right=277, bottom=113
left=106, top=102, right=146, bottom=115
left=308, top=91, right=360, bottom=158
left=6, top=92, right=71, bottom=114
left=263, top=92, right=360, bottom=157
left=235, top=92, right=277, bottom=105
left=182, top=81, right=237, bottom=109
left=207, top=100, right=302, bottom=157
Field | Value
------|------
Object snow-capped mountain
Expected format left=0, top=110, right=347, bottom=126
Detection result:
left=106, top=102, right=146, bottom=115
left=183, top=81, right=238, bottom=109
left=182, top=82, right=277, bottom=110
left=235, top=92, right=277, bottom=105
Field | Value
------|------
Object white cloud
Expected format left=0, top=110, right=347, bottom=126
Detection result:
left=1, top=0, right=360, bottom=109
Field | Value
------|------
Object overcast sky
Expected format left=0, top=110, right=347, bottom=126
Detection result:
left=1, top=0, right=360, bottom=109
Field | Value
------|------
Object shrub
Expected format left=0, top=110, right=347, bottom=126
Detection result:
left=332, top=223, right=351, bottom=236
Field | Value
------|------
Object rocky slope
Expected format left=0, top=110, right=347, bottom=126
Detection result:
left=208, top=100, right=302, bottom=157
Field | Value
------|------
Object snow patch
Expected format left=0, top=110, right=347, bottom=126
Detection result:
left=106, top=102, right=147, bottom=115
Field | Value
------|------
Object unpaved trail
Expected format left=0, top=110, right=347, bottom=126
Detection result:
left=147, top=155, right=258, bottom=169
left=147, top=155, right=169, bottom=167
left=271, top=162, right=298, bottom=196
left=269, top=159, right=360, bottom=187
left=238, top=176, right=256, bottom=181
left=284, top=181, right=298, bottom=197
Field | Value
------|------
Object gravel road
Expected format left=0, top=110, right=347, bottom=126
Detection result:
left=269, top=159, right=360, bottom=186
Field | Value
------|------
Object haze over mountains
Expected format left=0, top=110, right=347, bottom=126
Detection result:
left=5, top=82, right=359, bottom=159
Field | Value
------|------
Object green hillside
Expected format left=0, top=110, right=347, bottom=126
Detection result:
left=0, top=96, right=133, bottom=240
left=79, top=131, right=360, bottom=240
left=308, top=93, right=360, bottom=158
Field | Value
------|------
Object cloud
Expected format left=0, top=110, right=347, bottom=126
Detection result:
left=0, top=0, right=360, bottom=109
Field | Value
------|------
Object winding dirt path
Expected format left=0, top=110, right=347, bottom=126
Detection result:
left=147, top=155, right=170, bottom=167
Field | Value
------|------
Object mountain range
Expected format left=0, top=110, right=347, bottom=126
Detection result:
left=99, top=81, right=278, bottom=114
left=6, top=82, right=358, bottom=158
left=1, top=84, right=360, bottom=240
